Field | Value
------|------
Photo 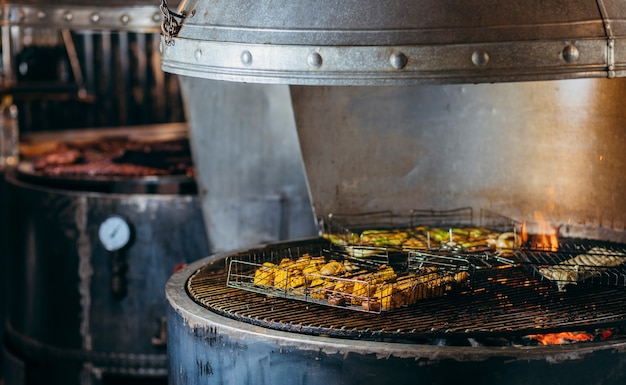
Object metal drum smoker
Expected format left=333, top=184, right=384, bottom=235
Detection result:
left=2, top=123, right=209, bottom=385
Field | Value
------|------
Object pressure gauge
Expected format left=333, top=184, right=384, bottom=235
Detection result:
left=98, top=215, right=132, bottom=252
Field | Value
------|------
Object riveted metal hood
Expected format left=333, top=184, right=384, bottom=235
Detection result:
left=160, top=0, right=626, bottom=85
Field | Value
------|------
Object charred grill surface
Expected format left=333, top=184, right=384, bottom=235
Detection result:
left=186, top=239, right=626, bottom=345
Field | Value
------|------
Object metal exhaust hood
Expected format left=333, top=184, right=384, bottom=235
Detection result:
left=159, top=0, right=626, bottom=85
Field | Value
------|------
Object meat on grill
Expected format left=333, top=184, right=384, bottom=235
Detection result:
left=29, top=137, right=194, bottom=177
left=538, top=247, right=626, bottom=291
left=41, top=159, right=171, bottom=177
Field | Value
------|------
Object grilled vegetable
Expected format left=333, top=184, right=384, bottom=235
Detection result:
left=325, top=225, right=511, bottom=253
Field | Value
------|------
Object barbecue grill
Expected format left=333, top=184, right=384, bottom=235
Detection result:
left=2, top=123, right=209, bottom=385
left=0, top=0, right=588, bottom=384
left=0, top=2, right=200, bottom=383
left=161, top=1, right=626, bottom=384
left=188, top=236, right=626, bottom=339
left=167, top=211, right=626, bottom=385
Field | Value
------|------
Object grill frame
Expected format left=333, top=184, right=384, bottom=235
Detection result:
left=167, top=253, right=626, bottom=385
left=184, top=238, right=626, bottom=344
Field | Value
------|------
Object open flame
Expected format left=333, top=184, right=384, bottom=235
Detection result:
left=528, top=331, right=594, bottom=345
left=527, top=329, right=613, bottom=346
left=521, top=212, right=559, bottom=252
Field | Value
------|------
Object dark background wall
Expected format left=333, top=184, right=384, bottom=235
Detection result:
left=7, top=28, right=185, bottom=133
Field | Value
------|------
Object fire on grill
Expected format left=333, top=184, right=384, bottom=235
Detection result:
left=527, top=331, right=597, bottom=346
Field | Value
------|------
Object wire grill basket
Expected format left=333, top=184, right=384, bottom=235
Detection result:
left=225, top=242, right=470, bottom=314
left=517, top=242, right=626, bottom=291
left=324, top=208, right=518, bottom=251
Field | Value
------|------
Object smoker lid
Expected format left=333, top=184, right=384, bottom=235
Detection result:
left=0, top=0, right=178, bottom=31
left=160, top=0, right=626, bottom=85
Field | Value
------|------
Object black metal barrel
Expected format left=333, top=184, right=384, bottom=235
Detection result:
left=3, top=156, right=208, bottom=385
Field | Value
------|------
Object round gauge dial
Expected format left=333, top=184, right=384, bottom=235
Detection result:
left=98, top=215, right=132, bottom=251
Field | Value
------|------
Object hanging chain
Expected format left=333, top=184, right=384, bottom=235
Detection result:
left=160, top=0, right=186, bottom=46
